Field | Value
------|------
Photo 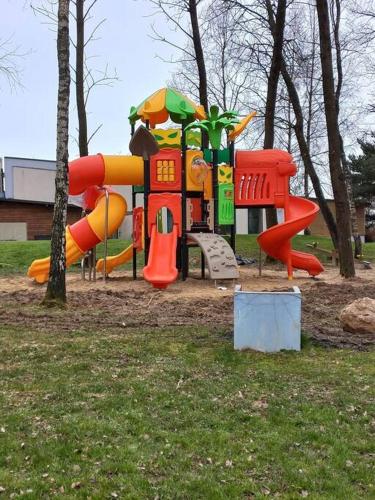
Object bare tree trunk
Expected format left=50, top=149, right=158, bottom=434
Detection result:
left=339, top=136, right=362, bottom=257
left=264, top=0, right=286, bottom=149
left=264, top=0, right=287, bottom=230
left=303, top=86, right=313, bottom=235
left=304, top=14, right=317, bottom=235
left=316, top=0, right=355, bottom=277
left=188, top=0, right=208, bottom=113
left=188, top=0, right=209, bottom=148
left=76, top=0, right=88, bottom=157
left=280, top=59, right=338, bottom=247
left=305, top=80, right=313, bottom=202
left=331, top=0, right=362, bottom=258
left=43, top=0, right=70, bottom=306
left=32, top=0, right=115, bottom=157
left=286, top=96, right=292, bottom=154
left=262, top=3, right=338, bottom=247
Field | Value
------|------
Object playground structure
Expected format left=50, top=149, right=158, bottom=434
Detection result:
left=28, top=87, right=324, bottom=289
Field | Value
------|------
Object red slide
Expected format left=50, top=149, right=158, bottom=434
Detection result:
left=257, top=196, right=324, bottom=276
left=143, top=224, right=179, bottom=289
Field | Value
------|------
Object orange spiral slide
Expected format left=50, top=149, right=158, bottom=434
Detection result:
left=257, top=195, right=324, bottom=277
left=27, top=154, right=143, bottom=283
left=234, top=149, right=324, bottom=278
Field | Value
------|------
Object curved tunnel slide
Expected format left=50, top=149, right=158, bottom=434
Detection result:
left=257, top=196, right=324, bottom=277
left=27, top=154, right=143, bottom=283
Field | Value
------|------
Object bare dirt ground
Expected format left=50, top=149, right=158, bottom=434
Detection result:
left=0, top=264, right=374, bottom=349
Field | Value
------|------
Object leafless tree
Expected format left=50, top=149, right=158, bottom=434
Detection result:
left=72, top=0, right=117, bottom=156
left=269, top=2, right=339, bottom=245
left=316, top=0, right=355, bottom=277
left=262, top=0, right=287, bottom=229
left=167, top=2, right=257, bottom=126
left=350, top=1, right=375, bottom=115
left=263, top=0, right=286, bottom=150
left=0, top=37, right=24, bottom=89
left=75, top=0, right=89, bottom=156
left=330, top=0, right=362, bottom=258
left=150, top=0, right=369, bottom=266
left=280, top=55, right=339, bottom=247
left=32, top=0, right=117, bottom=157
left=44, top=0, right=71, bottom=305
left=150, top=0, right=209, bottom=112
left=351, top=0, right=375, bottom=46
left=213, top=1, right=334, bottom=236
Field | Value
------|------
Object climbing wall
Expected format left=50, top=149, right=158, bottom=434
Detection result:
left=187, top=233, right=239, bottom=280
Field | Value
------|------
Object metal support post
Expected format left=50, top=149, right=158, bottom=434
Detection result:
left=103, top=188, right=109, bottom=282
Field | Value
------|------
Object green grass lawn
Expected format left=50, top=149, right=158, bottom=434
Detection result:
left=1, top=235, right=374, bottom=276
left=0, top=325, right=374, bottom=498
left=1, top=235, right=374, bottom=497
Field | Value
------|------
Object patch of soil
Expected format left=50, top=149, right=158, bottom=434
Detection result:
left=0, top=267, right=374, bottom=349
left=302, top=280, right=375, bottom=349
left=0, top=287, right=233, bottom=333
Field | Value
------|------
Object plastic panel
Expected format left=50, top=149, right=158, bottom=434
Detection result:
left=190, top=197, right=202, bottom=222
left=234, top=149, right=296, bottom=207
left=218, top=165, right=233, bottom=184
left=219, top=183, right=234, bottom=225
left=147, top=193, right=182, bottom=236
left=203, top=167, right=213, bottom=200
left=150, top=148, right=182, bottom=192
left=186, top=150, right=206, bottom=191
left=133, top=207, right=144, bottom=250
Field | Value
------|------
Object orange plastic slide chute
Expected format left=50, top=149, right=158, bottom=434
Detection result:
left=257, top=196, right=324, bottom=277
left=143, top=224, right=178, bottom=289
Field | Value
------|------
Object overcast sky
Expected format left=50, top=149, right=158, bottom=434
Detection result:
left=0, top=0, right=181, bottom=160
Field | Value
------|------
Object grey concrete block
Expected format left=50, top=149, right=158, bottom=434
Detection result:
left=234, top=286, right=301, bottom=352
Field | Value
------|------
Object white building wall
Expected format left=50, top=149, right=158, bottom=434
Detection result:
left=0, top=222, right=27, bottom=241
left=13, top=167, right=56, bottom=203
left=3, top=157, right=56, bottom=202
left=113, top=185, right=138, bottom=239
left=236, top=208, right=248, bottom=234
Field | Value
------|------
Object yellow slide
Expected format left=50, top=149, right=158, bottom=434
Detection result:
left=96, top=243, right=134, bottom=275
left=27, top=227, right=86, bottom=284
left=28, top=154, right=144, bottom=283
left=28, top=192, right=127, bottom=283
